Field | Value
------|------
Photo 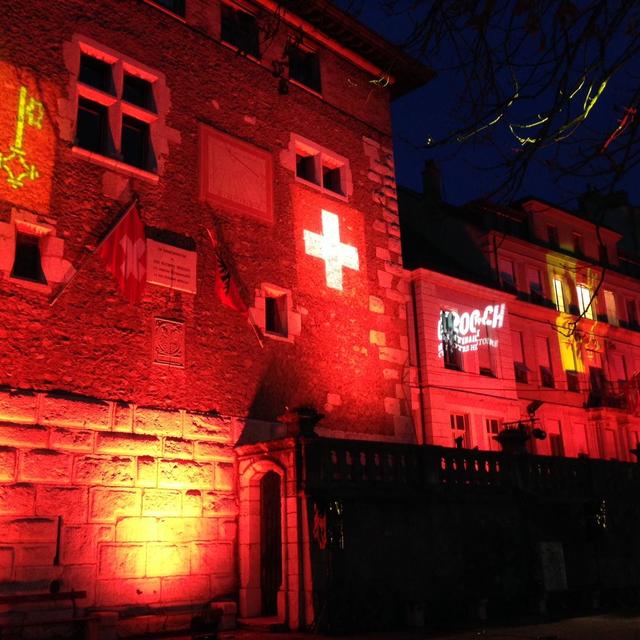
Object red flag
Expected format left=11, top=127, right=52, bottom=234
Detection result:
left=97, top=202, right=146, bottom=303
left=206, top=228, right=248, bottom=313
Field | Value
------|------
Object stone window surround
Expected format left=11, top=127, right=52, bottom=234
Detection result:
left=282, top=133, right=352, bottom=202
left=249, top=282, right=302, bottom=343
left=62, top=35, right=176, bottom=183
left=0, top=208, right=74, bottom=293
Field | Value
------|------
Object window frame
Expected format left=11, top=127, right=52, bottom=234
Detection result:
left=71, top=39, right=163, bottom=182
left=249, top=283, right=301, bottom=343
left=552, top=277, right=566, bottom=312
left=603, top=289, right=618, bottom=326
left=220, top=2, right=261, bottom=60
left=290, top=134, right=350, bottom=201
left=11, top=231, right=47, bottom=284
left=450, top=413, right=471, bottom=448
left=287, top=42, right=322, bottom=95
left=576, top=283, right=595, bottom=320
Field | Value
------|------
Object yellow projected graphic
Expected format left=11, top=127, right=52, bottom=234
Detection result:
left=0, top=62, right=55, bottom=211
left=0, top=85, right=43, bottom=189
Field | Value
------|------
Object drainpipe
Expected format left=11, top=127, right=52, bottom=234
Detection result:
left=410, top=276, right=428, bottom=445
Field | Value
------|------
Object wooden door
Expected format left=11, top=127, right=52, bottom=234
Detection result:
left=260, top=471, right=282, bottom=616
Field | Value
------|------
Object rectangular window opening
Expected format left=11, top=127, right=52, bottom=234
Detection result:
left=322, top=164, right=343, bottom=195
left=11, top=233, right=46, bottom=284
left=573, top=232, right=583, bottom=256
left=79, top=54, right=113, bottom=93
left=553, top=278, right=565, bottom=312
left=221, top=4, right=261, bottom=59
left=626, top=299, right=638, bottom=328
left=485, top=418, right=500, bottom=450
left=123, top=74, right=155, bottom=111
left=547, top=225, right=559, bottom=247
left=288, top=46, right=321, bottom=93
left=121, top=116, right=150, bottom=169
left=604, top=290, right=618, bottom=326
left=76, top=98, right=108, bottom=154
left=577, top=284, right=595, bottom=320
left=265, top=294, right=288, bottom=337
left=528, top=267, right=543, bottom=304
left=566, top=370, right=580, bottom=392
left=450, top=413, right=470, bottom=448
left=296, top=152, right=318, bottom=184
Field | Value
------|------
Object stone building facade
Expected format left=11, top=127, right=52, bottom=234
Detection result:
left=0, top=0, right=429, bottom=633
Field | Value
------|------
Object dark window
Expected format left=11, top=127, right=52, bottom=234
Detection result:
left=79, top=54, right=113, bottom=92
left=599, top=243, right=608, bottom=265
left=514, top=362, right=528, bottom=383
left=121, top=116, right=149, bottom=169
left=288, top=46, right=321, bottom=93
left=573, top=232, right=583, bottom=256
left=76, top=98, right=108, bottom=153
left=152, top=0, right=185, bottom=16
left=296, top=153, right=317, bottom=183
left=540, top=365, right=554, bottom=388
left=627, top=299, right=638, bottom=328
left=450, top=414, right=470, bottom=448
left=547, top=224, right=559, bottom=247
left=549, top=433, right=564, bottom=457
left=11, top=233, right=46, bottom=283
left=567, top=370, right=580, bottom=392
left=123, top=74, right=155, bottom=111
left=265, top=294, right=288, bottom=337
left=221, top=4, right=260, bottom=58
left=443, top=341, right=462, bottom=371
left=322, top=165, right=343, bottom=195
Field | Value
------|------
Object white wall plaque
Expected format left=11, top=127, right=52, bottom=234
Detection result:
left=146, top=239, right=197, bottom=294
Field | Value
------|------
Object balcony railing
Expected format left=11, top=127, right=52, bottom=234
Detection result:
left=299, top=438, right=640, bottom=497
left=586, top=381, right=631, bottom=410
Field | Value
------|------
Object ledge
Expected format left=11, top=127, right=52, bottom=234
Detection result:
left=71, top=146, right=159, bottom=183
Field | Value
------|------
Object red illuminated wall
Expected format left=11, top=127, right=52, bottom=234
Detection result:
left=0, top=390, right=237, bottom=610
left=0, top=0, right=416, bottom=631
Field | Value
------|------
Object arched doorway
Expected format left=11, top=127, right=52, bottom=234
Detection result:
left=238, top=459, right=287, bottom=622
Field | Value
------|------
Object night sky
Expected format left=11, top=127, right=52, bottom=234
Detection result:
left=334, top=1, right=640, bottom=209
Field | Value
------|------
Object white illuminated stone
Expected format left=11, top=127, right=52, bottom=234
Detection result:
left=303, top=210, right=359, bottom=291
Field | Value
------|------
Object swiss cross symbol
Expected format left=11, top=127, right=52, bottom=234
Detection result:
left=120, top=235, right=146, bottom=281
left=304, top=209, right=359, bottom=291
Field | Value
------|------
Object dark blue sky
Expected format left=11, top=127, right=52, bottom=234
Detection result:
left=335, top=1, right=640, bottom=208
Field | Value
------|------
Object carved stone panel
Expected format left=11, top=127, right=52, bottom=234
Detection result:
left=152, top=317, right=185, bottom=367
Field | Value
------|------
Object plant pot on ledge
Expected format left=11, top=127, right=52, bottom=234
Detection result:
left=495, top=423, right=530, bottom=454
left=278, top=405, right=324, bottom=438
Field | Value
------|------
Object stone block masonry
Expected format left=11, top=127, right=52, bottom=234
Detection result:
left=0, top=388, right=237, bottom=609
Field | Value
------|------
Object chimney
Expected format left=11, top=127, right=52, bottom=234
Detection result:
left=422, top=159, right=443, bottom=202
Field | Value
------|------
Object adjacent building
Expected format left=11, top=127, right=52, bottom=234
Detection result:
left=402, top=179, right=640, bottom=461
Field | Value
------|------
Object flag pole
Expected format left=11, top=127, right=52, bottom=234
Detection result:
left=49, top=197, right=139, bottom=307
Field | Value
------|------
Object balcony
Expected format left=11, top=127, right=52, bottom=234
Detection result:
left=586, top=381, right=630, bottom=410
left=298, top=437, right=640, bottom=498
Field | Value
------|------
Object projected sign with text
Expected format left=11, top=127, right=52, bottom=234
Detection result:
left=438, top=303, right=505, bottom=354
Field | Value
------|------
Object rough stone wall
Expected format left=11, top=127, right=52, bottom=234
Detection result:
left=0, top=388, right=238, bottom=609
left=0, top=0, right=412, bottom=441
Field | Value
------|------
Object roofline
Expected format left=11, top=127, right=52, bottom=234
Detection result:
left=257, top=0, right=435, bottom=98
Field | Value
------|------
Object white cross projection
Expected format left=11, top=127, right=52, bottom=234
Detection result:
left=303, top=209, right=359, bottom=291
